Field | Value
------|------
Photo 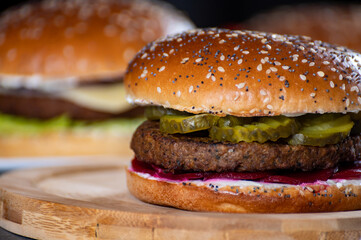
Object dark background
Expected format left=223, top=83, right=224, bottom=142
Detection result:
left=0, top=0, right=360, bottom=28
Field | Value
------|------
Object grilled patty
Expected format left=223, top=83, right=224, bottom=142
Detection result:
left=131, top=120, right=361, bottom=172
left=0, top=91, right=143, bottom=121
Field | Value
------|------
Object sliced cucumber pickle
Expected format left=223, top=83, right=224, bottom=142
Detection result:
left=160, top=114, right=220, bottom=134
left=210, top=116, right=298, bottom=143
left=145, top=106, right=190, bottom=120
left=288, top=114, right=354, bottom=147
left=217, top=115, right=253, bottom=127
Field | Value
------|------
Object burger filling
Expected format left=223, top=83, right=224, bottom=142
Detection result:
left=129, top=106, right=361, bottom=185
left=0, top=79, right=144, bottom=135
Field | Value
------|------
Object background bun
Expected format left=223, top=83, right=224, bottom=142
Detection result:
left=0, top=0, right=194, bottom=86
left=243, top=4, right=361, bottom=53
left=125, top=28, right=361, bottom=116
left=0, top=131, right=133, bottom=157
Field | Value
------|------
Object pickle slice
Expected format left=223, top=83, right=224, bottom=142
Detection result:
left=217, top=115, right=253, bottom=127
left=288, top=114, right=354, bottom=147
left=145, top=106, right=190, bottom=120
left=160, top=114, right=220, bottom=134
left=210, top=116, right=298, bottom=143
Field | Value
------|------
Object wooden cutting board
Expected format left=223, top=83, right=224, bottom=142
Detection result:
left=0, top=164, right=361, bottom=240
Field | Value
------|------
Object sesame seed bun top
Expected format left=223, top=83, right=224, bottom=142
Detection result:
left=243, top=4, right=361, bottom=53
left=0, top=0, right=194, bottom=89
left=125, top=28, right=361, bottom=117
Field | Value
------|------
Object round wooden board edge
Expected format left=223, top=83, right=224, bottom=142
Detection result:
left=0, top=164, right=361, bottom=239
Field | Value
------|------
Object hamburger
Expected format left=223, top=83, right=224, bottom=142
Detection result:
left=0, top=0, right=194, bottom=157
left=242, top=3, right=361, bottom=52
left=125, top=28, right=361, bottom=213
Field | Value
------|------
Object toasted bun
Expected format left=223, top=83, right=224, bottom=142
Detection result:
left=0, top=131, right=133, bottom=157
left=243, top=4, right=361, bottom=52
left=127, top=169, right=361, bottom=213
left=0, top=0, right=194, bottom=88
left=125, top=28, right=361, bottom=117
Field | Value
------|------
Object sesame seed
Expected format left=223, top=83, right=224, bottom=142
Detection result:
left=220, top=55, right=225, bottom=61
left=211, top=75, right=216, bottom=81
left=218, top=66, right=225, bottom=72
left=141, top=53, right=148, bottom=59
left=181, top=57, right=189, bottom=64
left=266, top=44, right=272, bottom=50
left=260, top=89, right=267, bottom=96
left=257, top=64, right=262, bottom=71
left=282, top=66, right=289, bottom=70
left=189, top=86, right=193, bottom=93
left=219, top=39, right=225, bottom=44
left=310, top=93, right=316, bottom=97
left=260, top=50, right=268, bottom=54
left=237, top=59, right=243, bottom=65
left=169, top=49, right=175, bottom=54
left=346, top=99, right=350, bottom=107
left=195, top=58, right=202, bottom=63
left=140, top=69, right=148, bottom=78
left=270, top=67, right=278, bottom=72
left=235, top=82, right=246, bottom=89
left=266, top=104, right=273, bottom=110
left=309, top=62, right=315, bottom=67
left=300, top=74, right=306, bottom=81
left=301, top=59, right=307, bottom=63
left=176, top=91, right=181, bottom=97
left=263, top=97, right=270, bottom=103
left=323, top=61, right=330, bottom=65
left=317, top=71, right=325, bottom=77
left=266, top=69, right=271, bottom=74
left=242, top=51, right=249, bottom=54
left=330, top=81, right=335, bottom=88
left=341, top=84, right=346, bottom=91
left=274, top=61, right=281, bottom=66
left=157, top=87, right=161, bottom=93
left=358, top=97, right=361, bottom=105
left=177, top=38, right=182, bottom=42
left=279, top=76, right=286, bottom=81
left=351, top=86, right=359, bottom=92
left=234, top=46, right=239, bottom=51
left=206, top=72, right=212, bottom=79
left=261, top=38, right=267, bottom=44
left=339, top=75, right=343, bottom=80
left=159, top=66, right=165, bottom=72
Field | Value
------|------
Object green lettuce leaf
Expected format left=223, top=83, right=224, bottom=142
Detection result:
left=0, top=113, right=144, bottom=136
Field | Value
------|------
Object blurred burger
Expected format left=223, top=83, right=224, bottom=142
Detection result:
left=0, top=0, right=194, bottom=157
left=125, top=28, right=361, bottom=213
left=242, top=3, right=361, bottom=52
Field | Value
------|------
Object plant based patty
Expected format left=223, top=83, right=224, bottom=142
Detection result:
left=131, top=120, right=361, bottom=173
left=0, top=91, right=144, bottom=121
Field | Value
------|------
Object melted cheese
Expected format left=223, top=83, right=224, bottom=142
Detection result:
left=60, top=83, right=133, bottom=113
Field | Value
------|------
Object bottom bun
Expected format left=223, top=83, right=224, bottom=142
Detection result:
left=127, top=169, right=361, bottom=213
left=0, top=132, right=133, bottom=157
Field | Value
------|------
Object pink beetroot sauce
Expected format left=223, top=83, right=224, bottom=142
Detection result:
left=131, top=158, right=361, bottom=185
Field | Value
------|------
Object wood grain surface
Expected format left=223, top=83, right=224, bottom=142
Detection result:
left=0, top=163, right=361, bottom=240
